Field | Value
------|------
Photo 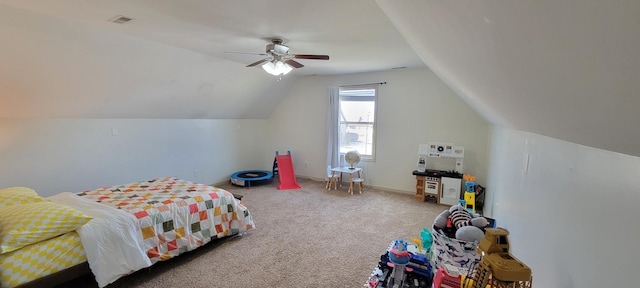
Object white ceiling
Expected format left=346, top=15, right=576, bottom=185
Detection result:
left=0, top=0, right=423, bottom=119
left=376, top=0, right=640, bottom=157
left=1, top=0, right=638, bottom=157
left=0, top=0, right=424, bottom=75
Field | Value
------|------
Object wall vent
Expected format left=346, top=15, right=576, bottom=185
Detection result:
left=109, top=15, right=134, bottom=24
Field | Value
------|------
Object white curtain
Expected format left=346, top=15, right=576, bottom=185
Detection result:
left=326, top=86, right=340, bottom=167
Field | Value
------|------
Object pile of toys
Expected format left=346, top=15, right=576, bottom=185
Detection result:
left=366, top=239, right=433, bottom=288
left=428, top=174, right=495, bottom=278
left=432, top=174, right=490, bottom=243
left=433, top=202, right=488, bottom=243
left=366, top=174, right=512, bottom=288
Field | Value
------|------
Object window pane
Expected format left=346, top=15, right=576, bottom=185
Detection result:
left=340, top=101, right=375, bottom=122
left=338, top=86, right=376, bottom=159
left=339, top=123, right=373, bottom=155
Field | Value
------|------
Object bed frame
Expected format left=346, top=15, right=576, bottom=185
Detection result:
left=14, top=229, right=245, bottom=288
left=15, top=262, right=90, bottom=288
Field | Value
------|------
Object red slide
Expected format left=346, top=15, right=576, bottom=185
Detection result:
left=275, top=151, right=301, bottom=190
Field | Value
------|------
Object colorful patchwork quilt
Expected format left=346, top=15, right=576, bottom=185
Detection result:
left=77, top=177, right=255, bottom=263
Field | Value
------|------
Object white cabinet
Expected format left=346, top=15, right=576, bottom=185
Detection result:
left=440, top=177, right=462, bottom=205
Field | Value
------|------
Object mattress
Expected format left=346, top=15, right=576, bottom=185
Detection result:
left=0, top=232, right=86, bottom=288
left=76, top=176, right=255, bottom=263
left=1, top=177, right=255, bottom=288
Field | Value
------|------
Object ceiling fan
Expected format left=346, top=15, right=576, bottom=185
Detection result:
left=230, top=38, right=329, bottom=75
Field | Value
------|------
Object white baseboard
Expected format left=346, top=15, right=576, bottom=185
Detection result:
left=294, top=175, right=414, bottom=195
left=213, top=174, right=414, bottom=196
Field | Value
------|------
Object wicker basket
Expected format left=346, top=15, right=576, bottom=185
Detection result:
left=431, top=225, right=481, bottom=273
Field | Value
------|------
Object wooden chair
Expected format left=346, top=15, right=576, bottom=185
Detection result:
left=326, top=165, right=340, bottom=190
left=351, top=169, right=364, bottom=194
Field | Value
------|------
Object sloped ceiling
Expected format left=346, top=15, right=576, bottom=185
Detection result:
left=1, top=1, right=638, bottom=157
left=376, top=0, right=640, bottom=157
left=0, top=0, right=424, bottom=118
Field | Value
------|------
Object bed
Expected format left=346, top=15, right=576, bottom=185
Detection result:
left=0, top=177, right=255, bottom=288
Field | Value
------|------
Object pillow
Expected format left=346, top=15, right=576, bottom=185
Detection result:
left=0, top=202, right=92, bottom=254
left=0, top=187, right=45, bottom=208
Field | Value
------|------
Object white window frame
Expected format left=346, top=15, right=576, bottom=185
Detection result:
left=337, top=85, right=378, bottom=161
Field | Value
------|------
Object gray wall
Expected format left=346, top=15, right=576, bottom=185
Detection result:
left=8, top=66, right=636, bottom=287
left=487, top=126, right=640, bottom=287
left=267, top=68, right=491, bottom=193
left=1, top=68, right=490, bottom=196
left=0, top=118, right=268, bottom=196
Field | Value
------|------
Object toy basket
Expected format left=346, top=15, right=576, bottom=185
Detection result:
left=431, top=225, right=481, bottom=274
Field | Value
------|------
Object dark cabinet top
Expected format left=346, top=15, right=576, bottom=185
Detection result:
left=412, top=169, right=462, bottom=178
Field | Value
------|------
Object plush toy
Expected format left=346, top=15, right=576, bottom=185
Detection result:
left=433, top=209, right=450, bottom=229
left=447, top=203, right=489, bottom=242
left=448, top=204, right=488, bottom=229
left=433, top=203, right=489, bottom=243
left=455, top=226, right=485, bottom=242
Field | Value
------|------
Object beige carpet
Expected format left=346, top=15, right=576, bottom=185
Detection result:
left=58, top=178, right=445, bottom=288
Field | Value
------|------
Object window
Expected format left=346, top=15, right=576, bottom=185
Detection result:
left=338, top=85, right=377, bottom=160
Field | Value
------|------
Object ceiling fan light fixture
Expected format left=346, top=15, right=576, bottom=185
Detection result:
left=277, top=61, right=293, bottom=75
left=261, top=61, right=276, bottom=75
left=262, top=60, right=292, bottom=76
left=241, top=38, right=328, bottom=75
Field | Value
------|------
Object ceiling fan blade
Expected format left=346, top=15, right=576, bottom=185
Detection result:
left=285, top=59, right=304, bottom=68
left=224, top=51, right=268, bottom=56
left=293, top=54, right=330, bottom=60
left=246, top=58, right=269, bottom=67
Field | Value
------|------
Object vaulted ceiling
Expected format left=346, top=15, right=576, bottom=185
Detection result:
left=1, top=0, right=638, bottom=157
left=375, top=0, right=640, bottom=157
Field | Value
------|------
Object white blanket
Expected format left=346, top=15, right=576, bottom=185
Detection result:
left=48, top=192, right=151, bottom=287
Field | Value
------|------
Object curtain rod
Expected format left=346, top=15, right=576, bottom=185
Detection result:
left=341, top=82, right=387, bottom=87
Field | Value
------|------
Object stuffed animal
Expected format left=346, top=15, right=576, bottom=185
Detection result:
left=433, top=203, right=489, bottom=243
left=433, top=209, right=450, bottom=229
left=448, top=204, right=488, bottom=229
left=455, top=226, right=485, bottom=242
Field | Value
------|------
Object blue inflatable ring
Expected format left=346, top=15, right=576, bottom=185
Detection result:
left=230, top=170, right=274, bottom=187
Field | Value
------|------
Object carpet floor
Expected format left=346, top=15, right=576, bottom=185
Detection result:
left=56, top=178, right=445, bottom=288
